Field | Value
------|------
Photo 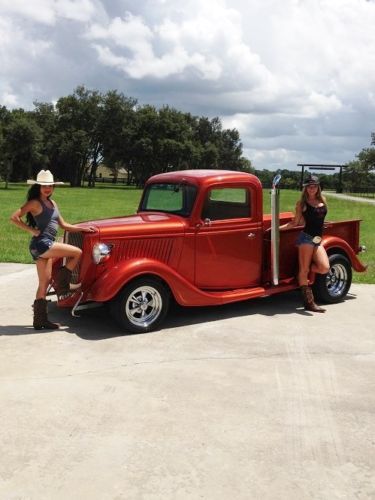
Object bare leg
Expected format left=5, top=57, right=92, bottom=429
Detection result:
left=33, top=258, right=60, bottom=329
left=41, top=242, right=82, bottom=296
left=36, top=258, right=53, bottom=299
left=298, top=244, right=315, bottom=286
left=311, top=245, right=330, bottom=275
left=41, top=242, right=82, bottom=271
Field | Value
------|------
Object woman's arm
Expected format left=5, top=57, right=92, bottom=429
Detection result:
left=10, top=201, right=41, bottom=237
left=58, top=213, right=96, bottom=233
left=52, top=200, right=96, bottom=233
left=279, top=201, right=304, bottom=231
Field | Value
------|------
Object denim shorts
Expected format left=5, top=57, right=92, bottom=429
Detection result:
left=29, top=236, right=54, bottom=261
left=296, top=231, right=322, bottom=247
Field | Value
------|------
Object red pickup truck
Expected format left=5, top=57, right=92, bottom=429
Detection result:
left=53, top=170, right=366, bottom=333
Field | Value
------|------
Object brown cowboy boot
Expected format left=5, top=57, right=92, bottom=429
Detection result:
left=55, top=266, right=81, bottom=298
left=33, top=298, right=60, bottom=329
left=301, top=286, right=326, bottom=313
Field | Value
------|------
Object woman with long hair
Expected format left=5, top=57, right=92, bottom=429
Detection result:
left=280, top=175, right=330, bottom=312
left=10, top=169, right=95, bottom=329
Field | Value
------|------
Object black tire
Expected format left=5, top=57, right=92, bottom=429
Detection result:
left=313, top=253, right=352, bottom=304
left=110, top=277, right=170, bottom=333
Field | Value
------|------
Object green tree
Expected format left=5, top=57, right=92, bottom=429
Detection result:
left=33, top=101, right=59, bottom=177
left=345, top=134, right=375, bottom=193
left=55, top=86, right=104, bottom=187
left=1, top=109, right=43, bottom=188
left=130, top=105, right=159, bottom=186
left=100, top=90, right=137, bottom=184
left=1, top=87, right=253, bottom=188
left=0, top=106, right=11, bottom=183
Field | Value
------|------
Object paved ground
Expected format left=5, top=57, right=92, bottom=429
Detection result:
left=1, top=263, right=375, bottom=500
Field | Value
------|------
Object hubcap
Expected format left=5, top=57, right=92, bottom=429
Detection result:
left=325, top=263, right=348, bottom=298
left=125, top=285, right=163, bottom=328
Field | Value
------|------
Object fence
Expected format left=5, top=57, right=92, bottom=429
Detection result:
left=94, top=176, right=128, bottom=184
left=343, top=186, right=375, bottom=198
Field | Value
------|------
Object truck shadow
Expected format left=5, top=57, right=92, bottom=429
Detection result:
left=165, top=290, right=358, bottom=330
left=0, top=291, right=357, bottom=339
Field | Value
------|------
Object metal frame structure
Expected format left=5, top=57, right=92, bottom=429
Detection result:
left=298, top=163, right=346, bottom=192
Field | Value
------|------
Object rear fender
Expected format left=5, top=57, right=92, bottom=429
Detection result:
left=323, top=236, right=367, bottom=272
left=86, top=258, right=223, bottom=306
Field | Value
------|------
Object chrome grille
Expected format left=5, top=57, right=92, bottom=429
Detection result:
left=65, top=231, right=84, bottom=283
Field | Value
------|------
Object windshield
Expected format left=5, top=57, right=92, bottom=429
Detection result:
left=140, top=182, right=198, bottom=217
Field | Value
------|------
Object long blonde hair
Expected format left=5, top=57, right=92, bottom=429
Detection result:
left=300, top=184, right=327, bottom=211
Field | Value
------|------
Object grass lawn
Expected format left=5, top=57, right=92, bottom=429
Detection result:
left=1, top=182, right=373, bottom=283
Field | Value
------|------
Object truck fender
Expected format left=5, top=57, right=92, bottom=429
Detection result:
left=323, top=236, right=367, bottom=272
left=86, top=258, right=224, bottom=306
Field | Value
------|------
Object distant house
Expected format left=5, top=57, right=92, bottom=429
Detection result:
left=96, top=165, right=128, bottom=182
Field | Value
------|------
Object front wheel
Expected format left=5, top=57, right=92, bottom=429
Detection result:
left=110, top=277, right=170, bottom=333
left=313, top=253, right=352, bottom=304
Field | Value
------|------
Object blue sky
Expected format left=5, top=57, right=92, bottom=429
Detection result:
left=1, top=0, right=374, bottom=170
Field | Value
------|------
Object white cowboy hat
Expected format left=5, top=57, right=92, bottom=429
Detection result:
left=27, top=169, right=64, bottom=185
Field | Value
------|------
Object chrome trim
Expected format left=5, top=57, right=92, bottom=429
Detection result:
left=125, top=285, right=163, bottom=328
left=271, top=174, right=281, bottom=285
left=325, top=263, right=349, bottom=298
left=92, top=242, right=112, bottom=264
left=71, top=292, right=84, bottom=317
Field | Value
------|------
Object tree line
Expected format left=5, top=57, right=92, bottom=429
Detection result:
left=0, top=86, right=252, bottom=188
left=342, top=134, right=375, bottom=193
left=1, top=84, right=374, bottom=191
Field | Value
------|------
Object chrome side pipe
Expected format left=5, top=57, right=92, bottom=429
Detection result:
left=271, top=174, right=281, bottom=286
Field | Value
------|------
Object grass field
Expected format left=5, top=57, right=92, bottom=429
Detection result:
left=1, top=182, right=373, bottom=283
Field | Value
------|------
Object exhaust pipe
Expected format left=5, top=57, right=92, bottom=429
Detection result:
left=271, top=174, right=281, bottom=285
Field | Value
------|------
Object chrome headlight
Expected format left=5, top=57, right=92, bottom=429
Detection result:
left=92, top=243, right=112, bottom=264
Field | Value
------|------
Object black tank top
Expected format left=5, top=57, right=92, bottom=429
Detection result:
left=303, top=202, right=327, bottom=237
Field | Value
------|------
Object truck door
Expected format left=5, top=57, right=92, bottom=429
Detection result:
left=195, top=186, right=263, bottom=289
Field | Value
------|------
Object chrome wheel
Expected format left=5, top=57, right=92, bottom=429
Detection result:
left=325, top=263, right=349, bottom=298
left=125, top=285, right=163, bottom=328
left=111, top=277, right=170, bottom=333
left=313, top=253, right=352, bottom=304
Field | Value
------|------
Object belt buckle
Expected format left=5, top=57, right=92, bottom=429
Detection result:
left=312, top=236, right=322, bottom=244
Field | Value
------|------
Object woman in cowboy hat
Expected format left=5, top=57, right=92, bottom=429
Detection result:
left=279, top=175, right=330, bottom=313
left=10, top=169, right=96, bottom=330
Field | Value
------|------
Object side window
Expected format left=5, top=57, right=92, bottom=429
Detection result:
left=202, top=187, right=251, bottom=221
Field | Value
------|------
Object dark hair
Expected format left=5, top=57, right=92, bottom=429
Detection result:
left=26, top=185, right=42, bottom=227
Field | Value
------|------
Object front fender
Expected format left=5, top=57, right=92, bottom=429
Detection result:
left=323, top=236, right=367, bottom=272
left=86, top=258, right=224, bottom=306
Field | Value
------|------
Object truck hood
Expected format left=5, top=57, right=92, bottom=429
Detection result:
left=80, top=212, right=187, bottom=237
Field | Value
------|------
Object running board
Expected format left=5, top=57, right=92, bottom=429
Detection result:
left=202, top=279, right=298, bottom=304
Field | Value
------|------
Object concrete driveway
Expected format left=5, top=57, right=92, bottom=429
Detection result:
left=1, top=263, right=374, bottom=500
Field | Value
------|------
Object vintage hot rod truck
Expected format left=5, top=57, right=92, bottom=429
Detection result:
left=53, top=170, right=367, bottom=333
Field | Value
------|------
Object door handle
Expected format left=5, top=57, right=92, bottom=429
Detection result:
left=247, top=232, right=256, bottom=239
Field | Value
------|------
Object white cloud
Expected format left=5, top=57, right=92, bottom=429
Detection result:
left=0, top=0, right=97, bottom=24
left=87, top=12, right=226, bottom=79
left=0, top=16, right=51, bottom=82
left=1, top=89, right=19, bottom=107
left=0, top=0, right=375, bottom=169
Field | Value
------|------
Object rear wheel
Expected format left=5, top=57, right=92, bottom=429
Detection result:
left=111, top=277, right=170, bottom=333
left=313, top=253, right=352, bottom=303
